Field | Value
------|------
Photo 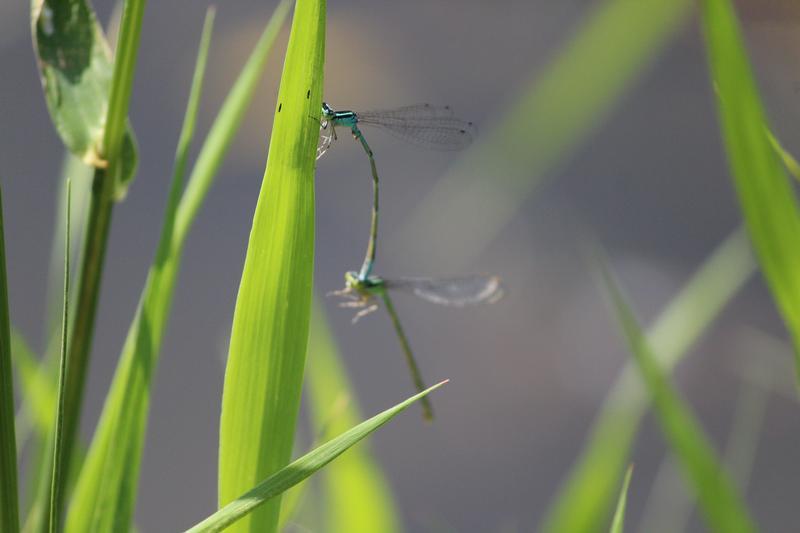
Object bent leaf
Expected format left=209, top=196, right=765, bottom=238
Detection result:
left=190, top=382, right=445, bottom=533
left=31, top=0, right=138, bottom=197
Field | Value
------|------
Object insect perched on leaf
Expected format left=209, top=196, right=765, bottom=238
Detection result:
left=331, top=271, right=503, bottom=420
left=317, top=102, right=475, bottom=281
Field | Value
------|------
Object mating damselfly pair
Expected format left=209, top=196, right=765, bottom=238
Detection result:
left=317, top=102, right=501, bottom=420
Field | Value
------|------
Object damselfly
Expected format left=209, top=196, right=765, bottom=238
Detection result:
left=317, top=103, right=475, bottom=281
left=331, top=271, right=503, bottom=420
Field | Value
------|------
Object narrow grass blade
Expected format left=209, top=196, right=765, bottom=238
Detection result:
left=193, top=382, right=444, bottom=533
left=0, top=185, right=20, bottom=532
left=13, top=155, right=91, bottom=529
left=66, top=2, right=291, bottom=529
left=217, top=0, right=325, bottom=530
left=46, top=182, right=71, bottom=533
left=637, top=379, right=768, bottom=533
left=174, top=0, right=293, bottom=245
left=44, top=156, right=92, bottom=356
left=100, top=0, right=145, bottom=199
left=396, top=0, right=692, bottom=270
left=540, top=227, right=755, bottom=533
left=609, top=465, right=633, bottom=533
left=305, top=302, right=400, bottom=533
left=47, top=0, right=147, bottom=524
left=64, top=10, right=218, bottom=532
left=767, top=131, right=800, bottom=182
left=598, top=261, right=757, bottom=533
left=30, top=0, right=138, bottom=196
left=700, top=0, right=800, bottom=380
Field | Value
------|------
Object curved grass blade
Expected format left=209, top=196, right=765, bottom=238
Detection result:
left=540, top=227, right=755, bottom=533
left=0, top=185, right=20, bottom=533
left=190, top=382, right=445, bottom=533
left=67, top=2, right=292, bottom=529
left=396, top=0, right=693, bottom=270
left=46, top=181, right=71, bottom=533
left=30, top=0, right=138, bottom=197
left=174, top=0, right=292, bottom=245
left=49, top=0, right=147, bottom=524
left=637, top=379, right=768, bottom=533
left=609, top=465, right=633, bottom=533
left=598, top=260, right=757, bottom=533
left=305, top=302, right=400, bottom=533
left=217, top=0, right=325, bottom=531
left=700, top=0, right=800, bottom=381
left=64, top=9, right=220, bottom=532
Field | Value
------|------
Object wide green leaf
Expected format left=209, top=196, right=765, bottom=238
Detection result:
left=30, top=0, right=138, bottom=197
left=191, top=382, right=444, bottom=533
left=397, top=0, right=693, bottom=270
left=305, top=302, right=400, bottom=533
left=217, top=0, right=325, bottom=531
left=599, top=261, right=757, bottom=533
left=700, top=0, right=800, bottom=379
left=0, top=185, right=20, bottom=533
left=540, top=228, right=755, bottom=533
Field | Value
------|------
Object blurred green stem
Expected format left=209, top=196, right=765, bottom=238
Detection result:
left=0, top=185, right=20, bottom=532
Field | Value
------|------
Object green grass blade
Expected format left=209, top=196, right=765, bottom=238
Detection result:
left=174, top=0, right=292, bottom=246
left=45, top=155, right=93, bottom=355
left=30, top=0, right=138, bottom=190
left=50, top=0, right=146, bottom=522
left=637, top=379, right=768, bottom=533
left=217, top=0, right=324, bottom=530
left=609, top=465, right=633, bottom=533
left=66, top=2, right=291, bottom=528
left=598, top=261, right=757, bottom=533
left=767, top=131, right=800, bottom=182
left=100, top=0, right=145, bottom=199
left=306, top=302, right=400, bottom=533
left=47, top=182, right=71, bottom=533
left=700, top=0, right=800, bottom=379
left=0, top=185, right=20, bottom=532
left=396, top=0, right=692, bottom=270
left=540, top=227, right=755, bottom=533
left=193, top=382, right=445, bottom=533
left=64, top=10, right=218, bottom=532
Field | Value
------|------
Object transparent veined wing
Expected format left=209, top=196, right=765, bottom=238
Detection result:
left=384, top=275, right=504, bottom=306
left=357, top=104, right=476, bottom=151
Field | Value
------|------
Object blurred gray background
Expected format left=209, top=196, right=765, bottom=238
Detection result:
left=3, top=0, right=800, bottom=531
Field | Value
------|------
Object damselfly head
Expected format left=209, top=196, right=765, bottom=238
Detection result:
left=344, top=270, right=365, bottom=291
left=321, top=102, right=335, bottom=120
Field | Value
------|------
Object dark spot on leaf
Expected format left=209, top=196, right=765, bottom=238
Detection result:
left=278, top=103, right=282, bottom=112
left=306, top=89, right=310, bottom=99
